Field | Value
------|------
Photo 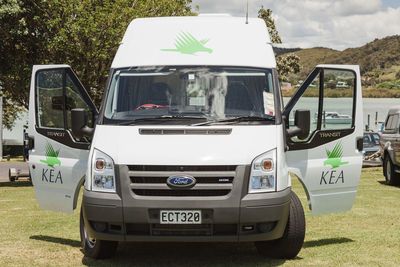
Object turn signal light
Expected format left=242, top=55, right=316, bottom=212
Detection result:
left=262, top=160, right=272, bottom=170
left=96, top=159, right=105, bottom=170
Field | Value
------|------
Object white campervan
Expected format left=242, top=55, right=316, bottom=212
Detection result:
left=28, top=15, right=363, bottom=259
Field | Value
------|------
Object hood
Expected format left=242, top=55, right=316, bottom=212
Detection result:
left=92, top=125, right=279, bottom=165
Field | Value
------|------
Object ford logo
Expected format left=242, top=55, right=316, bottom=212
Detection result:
left=167, top=175, right=196, bottom=189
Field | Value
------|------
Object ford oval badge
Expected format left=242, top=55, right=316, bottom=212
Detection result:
left=167, top=175, right=196, bottom=189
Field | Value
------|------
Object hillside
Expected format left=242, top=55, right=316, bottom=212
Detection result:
left=279, top=35, right=400, bottom=91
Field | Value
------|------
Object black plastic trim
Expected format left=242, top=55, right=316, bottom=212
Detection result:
left=272, top=68, right=282, bottom=125
left=36, top=127, right=90, bottom=150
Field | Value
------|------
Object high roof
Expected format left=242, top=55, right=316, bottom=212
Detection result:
left=111, top=16, right=275, bottom=69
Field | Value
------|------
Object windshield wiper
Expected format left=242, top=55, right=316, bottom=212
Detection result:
left=119, top=115, right=207, bottom=125
left=191, top=115, right=275, bottom=126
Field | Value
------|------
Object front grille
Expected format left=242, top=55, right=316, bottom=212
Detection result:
left=125, top=223, right=237, bottom=236
left=131, top=176, right=233, bottom=184
left=132, top=189, right=231, bottom=196
left=128, top=165, right=237, bottom=172
left=152, top=224, right=213, bottom=236
left=128, top=165, right=237, bottom=197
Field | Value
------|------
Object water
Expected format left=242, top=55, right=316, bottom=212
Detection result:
left=283, top=97, right=399, bottom=132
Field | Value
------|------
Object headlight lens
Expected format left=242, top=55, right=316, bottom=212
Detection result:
left=249, top=149, right=276, bottom=193
left=91, top=148, right=116, bottom=193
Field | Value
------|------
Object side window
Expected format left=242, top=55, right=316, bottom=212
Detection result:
left=385, top=114, right=399, bottom=131
left=385, top=115, right=393, bottom=130
left=391, top=114, right=399, bottom=130
left=321, top=70, right=355, bottom=130
left=36, top=70, right=64, bottom=129
left=288, top=72, right=320, bottom=141
left=287, top=68, right=356, bottom=144
left=36, top=68, right=95, bottom=142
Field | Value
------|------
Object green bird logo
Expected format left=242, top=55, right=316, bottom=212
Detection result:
left=40, top=142, right=61, bottom=168
left=323, top=141, right=349, bottom=169
left=161, top=32, right=212, bottom=55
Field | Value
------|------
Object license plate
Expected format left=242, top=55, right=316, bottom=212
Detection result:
left=160, top=210, right=202, bottom=224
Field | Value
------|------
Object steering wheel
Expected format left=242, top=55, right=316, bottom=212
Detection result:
left=136, top=104, right=169, bottom=110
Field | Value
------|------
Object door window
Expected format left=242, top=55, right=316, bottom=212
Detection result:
left=321, top=69, right=355, bottom=130
left=36, top=70, right=64, bottom=129
left=288, top=74, right=320, bottom=142
left=286, top=67, right=357, bottom=146
left=385, top=115, right=393, bottom=130
left=36, top=68, right=95, bottom=142
left=65, top=74, right=93, bottom=130
left=390, top=114, right=399, bottom=130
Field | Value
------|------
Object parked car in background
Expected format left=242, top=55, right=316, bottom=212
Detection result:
left=363, top=131, right=381, bottom=167
left=380, top=106, right=400, bottom=185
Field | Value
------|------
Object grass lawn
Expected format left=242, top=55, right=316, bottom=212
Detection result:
left=0, top=167, right=399, bottom=266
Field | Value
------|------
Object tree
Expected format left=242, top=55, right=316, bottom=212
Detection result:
left=257, top=6, right=281, bottom=44
left=258, top=6, right=300, bottom=82
left=0, top=0, right=193, bottom=129
left=276, top=54, right=301, bottom=82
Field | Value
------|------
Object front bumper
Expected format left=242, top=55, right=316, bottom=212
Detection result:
left=82, top=165, right=291, bottom=242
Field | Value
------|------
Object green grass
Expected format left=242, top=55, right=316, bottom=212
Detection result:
left=0, top=168, right=399, bottom=266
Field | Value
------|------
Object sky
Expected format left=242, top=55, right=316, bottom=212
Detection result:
left=191, top=0, right=400, bottom=50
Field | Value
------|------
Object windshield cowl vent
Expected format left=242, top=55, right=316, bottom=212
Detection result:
left=139, top=129, right=232, bottom=135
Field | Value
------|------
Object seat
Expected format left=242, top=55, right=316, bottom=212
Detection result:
left=147, top=83, right=170, bottom=106
left=225, top=81, right=253, bottom=111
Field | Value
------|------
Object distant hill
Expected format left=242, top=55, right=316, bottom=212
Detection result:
left=279, top=35, right=400, bottom=89
left=273, top=47, right=301, bottom=56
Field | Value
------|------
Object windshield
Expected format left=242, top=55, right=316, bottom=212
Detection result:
left=103, top=66, right=276, bottom=125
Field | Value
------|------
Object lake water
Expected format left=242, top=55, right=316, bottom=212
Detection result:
left=283, top=97, right=399, bottom=132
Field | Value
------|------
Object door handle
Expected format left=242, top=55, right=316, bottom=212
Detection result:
left=28, top=136, right=35, bottom=150
left=356, top=137, right=363, bottom=152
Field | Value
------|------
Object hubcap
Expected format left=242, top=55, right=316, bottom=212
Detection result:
left=83, top=222, right=96, bottom=249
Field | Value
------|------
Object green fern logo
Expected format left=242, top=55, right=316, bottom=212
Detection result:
left=161, top=32, right=212, bottom=55
left=323, top=141, right=349, bottom=169
left=40, top=142, right=61, bottom=168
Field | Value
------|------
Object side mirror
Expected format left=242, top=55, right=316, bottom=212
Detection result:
left=287, top=109, right=310, bottom=140
left=71, top=108, right=94, bottom=139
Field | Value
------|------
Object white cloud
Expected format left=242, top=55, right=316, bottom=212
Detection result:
left=191, top=0, right=400, bottom=50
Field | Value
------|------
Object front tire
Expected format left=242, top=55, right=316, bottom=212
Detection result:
left=383, top=156, right=400, bottom=185
left=255, top=191, right=305, bottom=259
left=80, top=208, right=118, bottom=259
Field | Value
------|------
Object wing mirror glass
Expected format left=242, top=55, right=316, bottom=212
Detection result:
left=71, top=108, right=94, bottom=139
left=287, top=109, right=310, bottom=140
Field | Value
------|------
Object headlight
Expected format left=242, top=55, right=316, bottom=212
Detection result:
left=91, top=148, right=116, bottom=193
left=249, top=149, right=276, bottom=193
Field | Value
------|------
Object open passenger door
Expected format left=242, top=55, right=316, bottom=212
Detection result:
left=28, top=65, right=97, bottom=213
left=284, top=65, right=363, bottom=215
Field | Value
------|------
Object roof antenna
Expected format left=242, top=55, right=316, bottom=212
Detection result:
left=245, top=0, right=249, bottom=24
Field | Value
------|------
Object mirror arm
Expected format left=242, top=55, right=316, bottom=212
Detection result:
left=80, top=126, right=94, bottom=137
left=287, top=126, right=302, bottom=137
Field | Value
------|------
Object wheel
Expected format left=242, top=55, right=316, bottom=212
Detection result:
left=383, top=156, right=400, bottom=185
left=80, top=207, right=118, bottom=259
left=8, top=169, right=15, bottom=182
left=255, top=191, right=305, bottom=259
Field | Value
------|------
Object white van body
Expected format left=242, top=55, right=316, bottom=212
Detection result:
left=28, top=16, right=363, bottom=259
